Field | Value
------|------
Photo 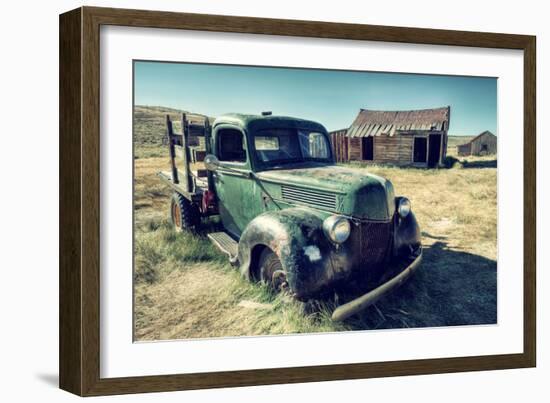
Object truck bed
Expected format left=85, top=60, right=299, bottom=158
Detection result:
left=158, top=171, right=206, bottom=202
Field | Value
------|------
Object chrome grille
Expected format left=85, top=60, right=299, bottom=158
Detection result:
left=281, top=185, right=337, bottom=211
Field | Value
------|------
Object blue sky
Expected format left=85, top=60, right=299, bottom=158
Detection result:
left=134, top=61, right=497, bottom=136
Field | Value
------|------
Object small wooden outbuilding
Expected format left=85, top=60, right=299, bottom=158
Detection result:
left=330, top=106, right=450, bottom=168
left=456, top=130, right=497, bottom=156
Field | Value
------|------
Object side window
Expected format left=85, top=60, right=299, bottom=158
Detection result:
left=217, top=129, right=246, bottom=163
left=297, top=131, right=330, bottom=159
left=308, top=132, right=330, bottom=159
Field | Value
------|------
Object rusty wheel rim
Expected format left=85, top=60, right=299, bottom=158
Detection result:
left=172, top=202, right=181, bottom=230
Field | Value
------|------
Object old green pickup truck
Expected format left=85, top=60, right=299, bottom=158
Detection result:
left=159, top=112, right=422, bottom=321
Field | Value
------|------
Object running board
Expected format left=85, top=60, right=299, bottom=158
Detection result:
left=208, top=232, right=238, bottom=263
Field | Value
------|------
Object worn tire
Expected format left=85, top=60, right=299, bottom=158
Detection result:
left=170, top=192, right=200, bottom=232
left=258, top=248, right=288, bottom=292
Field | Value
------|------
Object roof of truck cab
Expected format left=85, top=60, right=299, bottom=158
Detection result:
left=212, top=113, right=327, bottom=133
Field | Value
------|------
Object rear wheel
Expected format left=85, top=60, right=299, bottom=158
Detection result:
left=258, top=248, right=288, bottom=292
left=170, top=192, right=200, bottom=232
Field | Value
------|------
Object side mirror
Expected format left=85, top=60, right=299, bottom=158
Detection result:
left=204, top=154, right=221, bottom=171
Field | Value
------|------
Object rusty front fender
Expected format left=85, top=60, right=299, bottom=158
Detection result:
left=237, top=208, right=349, bottom=300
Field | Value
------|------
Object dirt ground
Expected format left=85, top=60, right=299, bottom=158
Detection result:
left=133, top=153, right=497, bottom=341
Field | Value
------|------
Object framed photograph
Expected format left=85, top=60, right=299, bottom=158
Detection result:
left=59, top=6, right=536, bottom=396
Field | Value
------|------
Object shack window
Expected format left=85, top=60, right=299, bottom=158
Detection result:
left=361, top=137, right=374, bottom=160
left=218, top=129, right=246, bottom=163
left=413, top=137, right=427, bottom=163
left=480, top=144, right=488, bottom=153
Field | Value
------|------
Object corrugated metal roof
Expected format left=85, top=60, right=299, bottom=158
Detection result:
left=347, top=107, right=450, bottom=137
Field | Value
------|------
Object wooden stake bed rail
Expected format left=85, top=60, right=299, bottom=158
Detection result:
left=165, top=113, right=212, bottom=197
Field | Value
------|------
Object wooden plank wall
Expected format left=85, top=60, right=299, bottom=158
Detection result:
left=349, top=137, right=361, bottom=160
left=345, top=134, right=415, bottom=164
left=331, top=131, right=447, bottom=166
left=457, top=143, right=471, bottom=156
left=373, top=135, right=414, bottom=164
left=441, top=134, right=448, bottom=161
left=471, top=133, right=497, bottom=155
left=330, top=130, right=349, bottom=162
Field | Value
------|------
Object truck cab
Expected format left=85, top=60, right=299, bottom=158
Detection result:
left=159, top=112, right=422, bottom=321
left=210, top=113, right=334, bottom=237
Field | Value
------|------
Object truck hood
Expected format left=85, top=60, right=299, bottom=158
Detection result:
left=256, top=165, right=395, bottom=220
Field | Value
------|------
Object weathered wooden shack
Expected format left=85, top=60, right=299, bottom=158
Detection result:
left=457, top=130, right=497, bottom=156
left=330, top=106, right=450, bottom=167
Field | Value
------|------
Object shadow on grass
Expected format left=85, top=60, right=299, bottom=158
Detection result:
left=421, top=231, right=448, bottom=241
left=343, top=240, right=497, bottom=330
left=462, top=159, right=497, bottom=169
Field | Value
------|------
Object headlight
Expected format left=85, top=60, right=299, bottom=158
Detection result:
left=323, top=215, right=351, bottom=244
left=397, top=197, right=411, bottom=218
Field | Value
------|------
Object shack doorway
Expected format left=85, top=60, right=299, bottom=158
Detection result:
left=413, top=137, right=427, bottom=163
left=428, top=134, right=442, bottom=167
left=361, top=137, right=374, bottom=161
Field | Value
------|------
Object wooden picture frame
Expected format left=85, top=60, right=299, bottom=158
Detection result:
left=59, top=6, right=536, bottom=396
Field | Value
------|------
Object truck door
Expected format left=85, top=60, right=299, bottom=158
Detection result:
left=213, top=126, right=259, bottom=238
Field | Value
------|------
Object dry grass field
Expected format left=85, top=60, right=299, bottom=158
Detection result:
left=133, top=106, right=497, bottom=341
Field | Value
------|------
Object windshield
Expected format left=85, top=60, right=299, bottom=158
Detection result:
left=254, top=128, right=331, bottom=165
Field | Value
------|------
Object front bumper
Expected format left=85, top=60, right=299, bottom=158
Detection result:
left=331, top=246, right=423, bottom=322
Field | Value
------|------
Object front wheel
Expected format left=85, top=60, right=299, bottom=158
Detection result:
left=170, top=192, right=200, bottom=232
left=258, top=248, right=288, bottom=292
